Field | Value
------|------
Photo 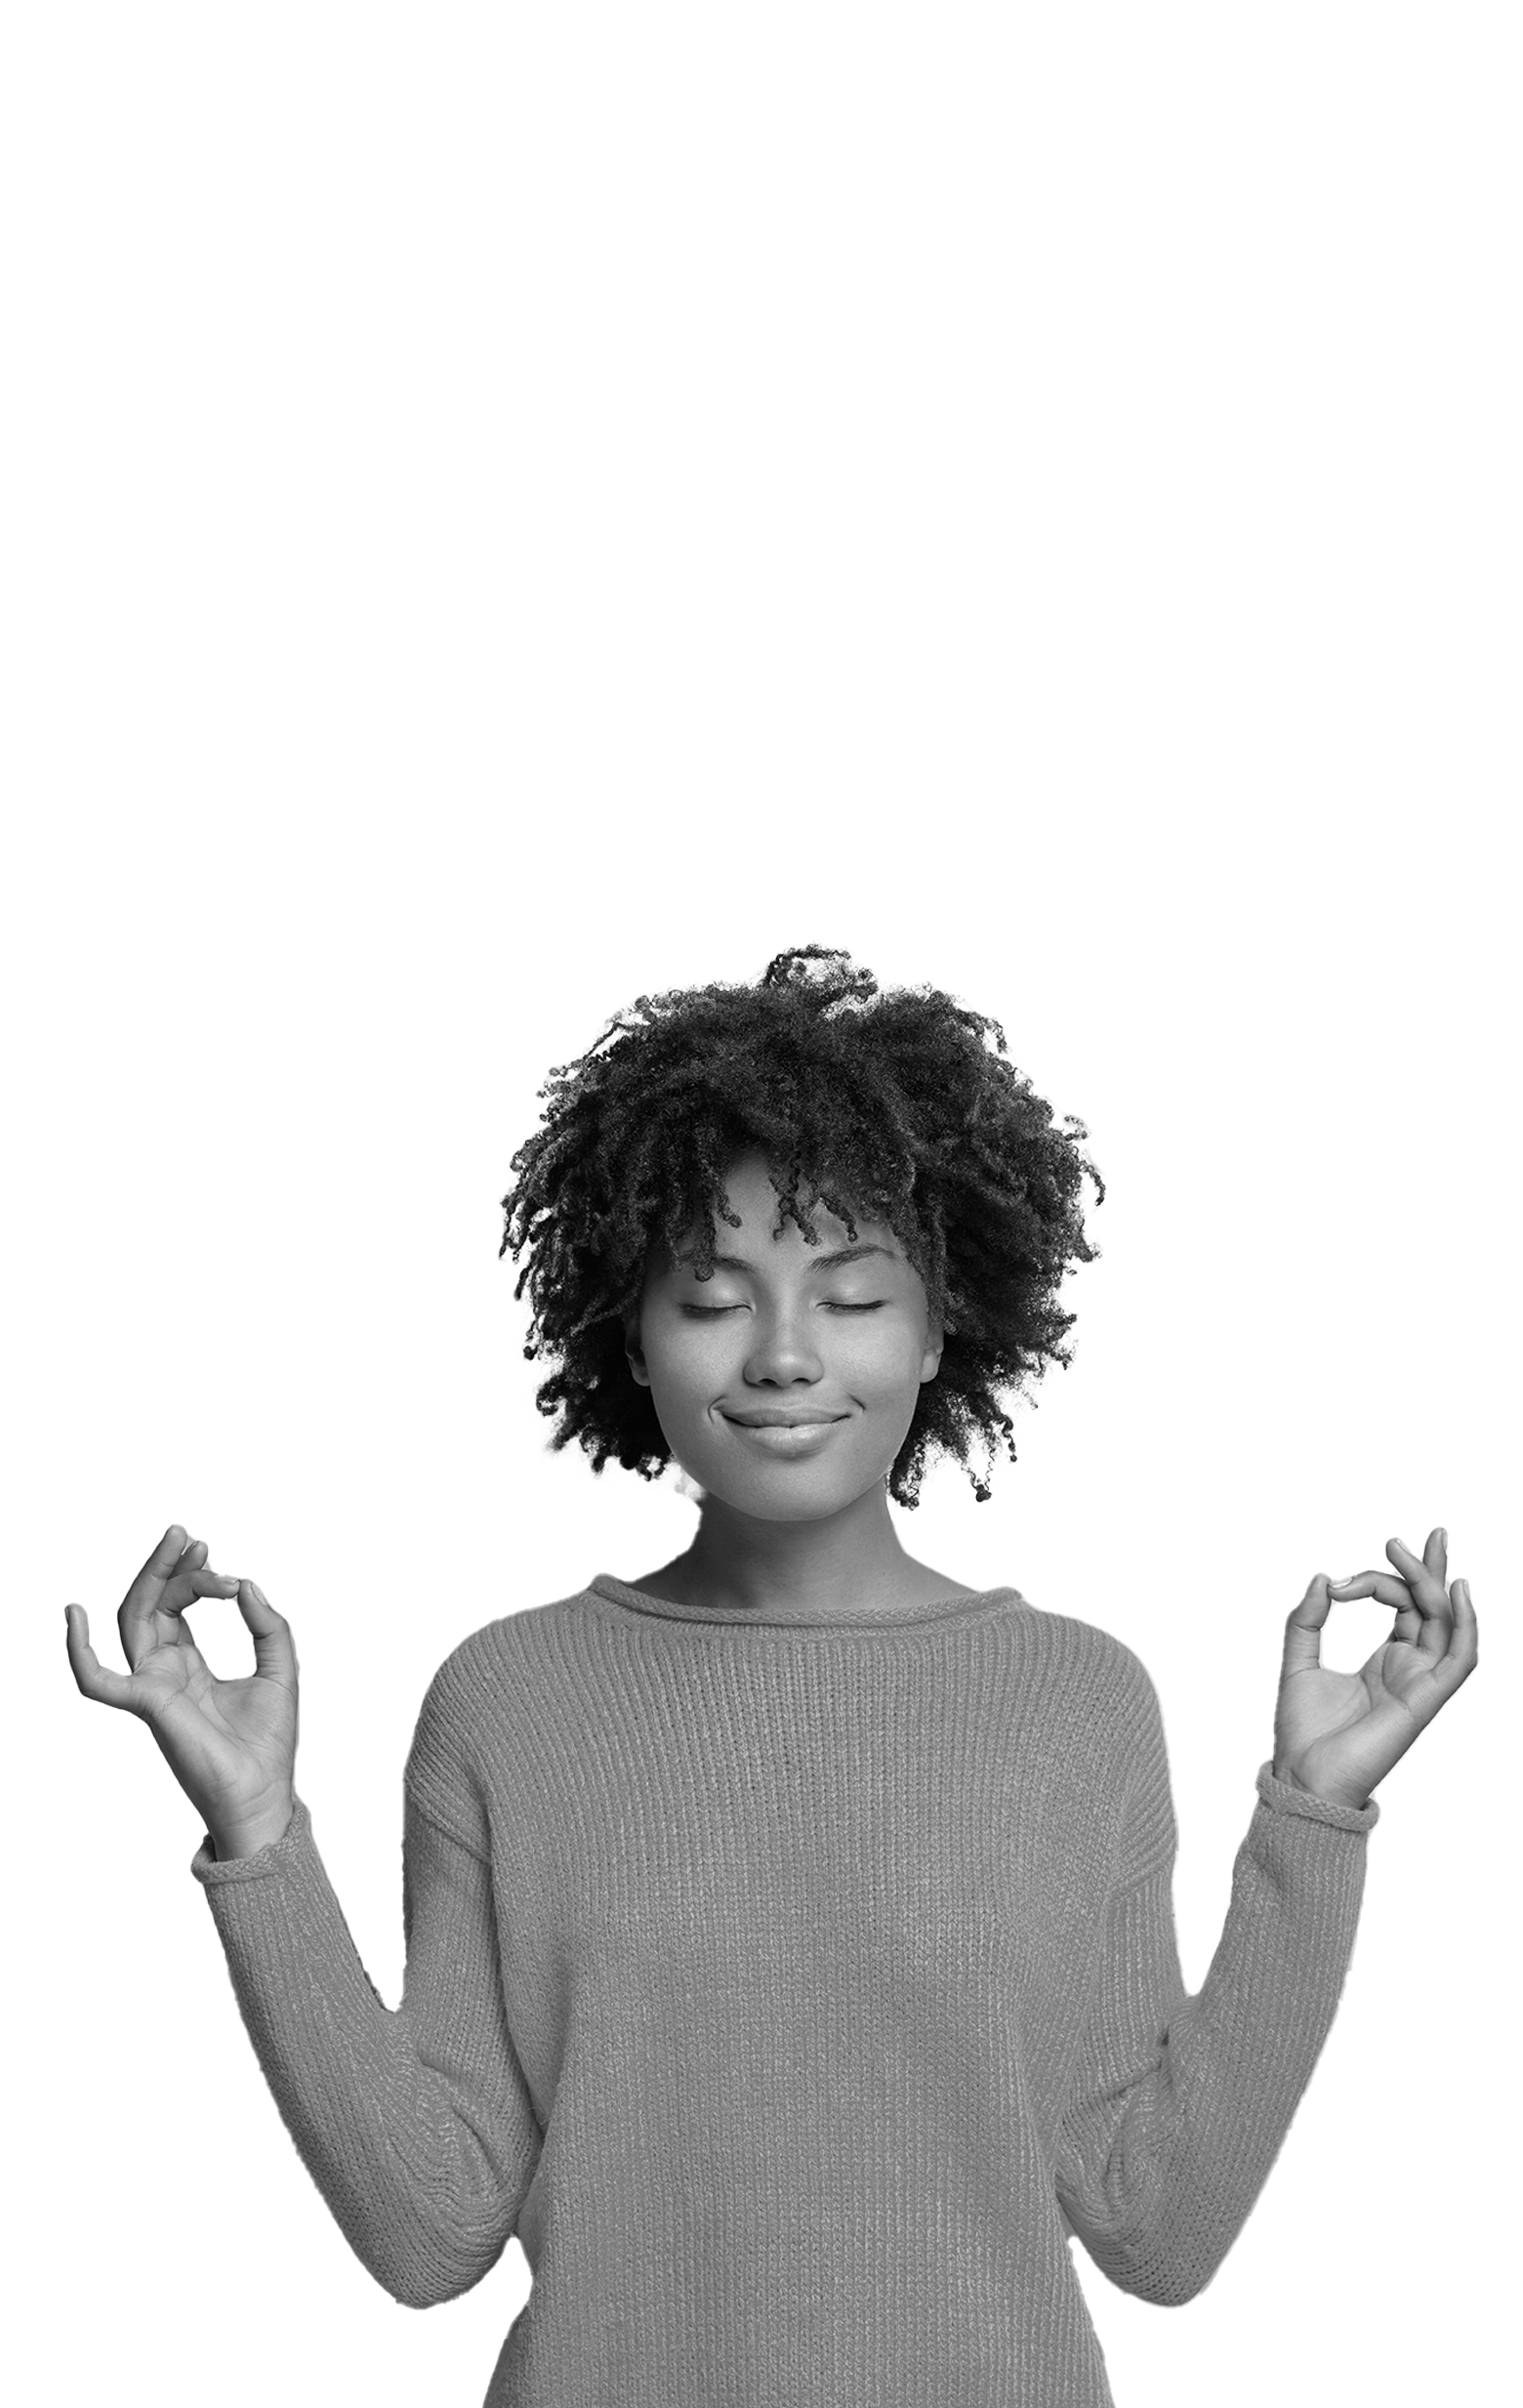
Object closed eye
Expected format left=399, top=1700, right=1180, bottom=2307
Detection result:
left=680, top=1303, right=886, bottom=1316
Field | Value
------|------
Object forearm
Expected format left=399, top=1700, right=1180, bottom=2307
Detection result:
left=192, top=1793, right=535, bottom=2306
left=1058, top=1764, right=1378, bottom=2305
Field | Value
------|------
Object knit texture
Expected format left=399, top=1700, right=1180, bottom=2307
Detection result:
left=191, top=1574, right=1379, bottom=2406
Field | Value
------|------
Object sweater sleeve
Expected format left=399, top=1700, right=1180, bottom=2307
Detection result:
left=1052, top=1668, right=1379, bottom=2308
left=189, top=1661, right=542, bottom=2310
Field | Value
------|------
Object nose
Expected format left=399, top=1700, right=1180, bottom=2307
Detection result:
left=741, top=1301, right=825, bottom=1388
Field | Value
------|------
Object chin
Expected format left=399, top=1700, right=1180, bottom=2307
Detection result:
left=690, top=1461, right=897, bottom=1524
left=728, top=1490, right=857, bottom=1523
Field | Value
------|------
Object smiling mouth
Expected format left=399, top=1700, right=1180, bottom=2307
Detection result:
left=721, top=1414, right=846, bottom=1443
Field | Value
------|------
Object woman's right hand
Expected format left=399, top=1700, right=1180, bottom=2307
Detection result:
left=66, top=1524, right=299, bottom=1849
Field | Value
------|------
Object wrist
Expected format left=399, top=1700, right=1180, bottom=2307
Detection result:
left=209, top=1800, right=295, bottom=1860
left=1271, top=1761, right=1370, bottom=1812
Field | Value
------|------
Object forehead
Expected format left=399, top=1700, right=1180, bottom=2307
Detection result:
left=664, top=1152, right=900, bottom=1266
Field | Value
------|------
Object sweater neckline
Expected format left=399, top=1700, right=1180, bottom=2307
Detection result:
left=587, top=1571, right=1025, bottom=1633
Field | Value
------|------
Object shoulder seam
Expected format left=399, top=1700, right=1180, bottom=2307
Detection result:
left=1109, top=1846, right=1174, bottom=1902
left=405, top=1785, right=491, bottom=1866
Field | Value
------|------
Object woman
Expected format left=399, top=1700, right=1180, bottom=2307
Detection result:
left=64, top=943, right=1477, bottom=2407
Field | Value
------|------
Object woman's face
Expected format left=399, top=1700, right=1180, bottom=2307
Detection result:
left=626, top=1148, right=945, bottom=1521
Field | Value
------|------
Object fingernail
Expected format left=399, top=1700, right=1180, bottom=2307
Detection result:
left=1439, top=1527, right=1448, bottom=1548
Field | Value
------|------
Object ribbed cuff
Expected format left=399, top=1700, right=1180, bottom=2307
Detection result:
left=189, top=1792, right=313, bottom=1885
left=1255, top=1759, right=1379, bottom=1833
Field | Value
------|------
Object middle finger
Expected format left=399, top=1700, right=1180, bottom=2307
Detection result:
left=166, top=1540, right=242, bottom=1613
left=1387, top=1532, right=1448, bottom=1605
left=121, top=1534, right=237, bottom=1665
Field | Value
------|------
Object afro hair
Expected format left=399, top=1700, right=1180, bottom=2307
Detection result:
left=500, top=943, right=1104, bottom=1508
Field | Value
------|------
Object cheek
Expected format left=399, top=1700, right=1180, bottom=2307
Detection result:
left=842, top=1311, right=927, bottom=1371
left=641, top=1319, right=731, bottom=1405
left=662, top=1321, right=729, bottom=1382
left=848, top=1340, right=923, bottom=1402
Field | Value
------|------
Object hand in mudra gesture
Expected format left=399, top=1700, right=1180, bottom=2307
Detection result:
left=1273, top=1528, right=1478, bottom=1811
left=66, top=1524, right=299, bottom=1846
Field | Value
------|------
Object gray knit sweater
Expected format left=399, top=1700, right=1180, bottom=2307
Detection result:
left=191, top=1573, right=1379, bottom=2406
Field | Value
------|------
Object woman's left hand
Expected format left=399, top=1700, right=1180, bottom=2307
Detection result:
left=1272, top=1528, right=1479, bottom=1809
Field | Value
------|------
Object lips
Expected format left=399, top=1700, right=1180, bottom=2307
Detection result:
left=722, top=1410, right=846, bottom=1428
left=720, top=1412, right=848, bottom=1452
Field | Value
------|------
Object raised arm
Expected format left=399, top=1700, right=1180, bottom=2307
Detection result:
left=67, top=1524, right=541, bottom=2308
left=192, top=1784, right=541, bottom=2306
left=1055, top=1525, right=1475, bottom=2304
left=1054, top=1756, right=1377, bottom=2305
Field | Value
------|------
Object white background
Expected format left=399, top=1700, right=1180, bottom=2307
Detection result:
left=6, top=5, right=1515, bottom=2402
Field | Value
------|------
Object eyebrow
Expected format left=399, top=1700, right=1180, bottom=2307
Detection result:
left=674, top=1242, right=897, bottom=1275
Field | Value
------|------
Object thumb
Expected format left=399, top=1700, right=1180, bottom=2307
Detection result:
left=1280, top=1572, right=1335, bottom=1678
left=234, top=1577, right=300, bottom=1687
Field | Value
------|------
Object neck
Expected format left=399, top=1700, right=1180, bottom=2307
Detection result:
left=664, top=1481, right=938, bottom=1620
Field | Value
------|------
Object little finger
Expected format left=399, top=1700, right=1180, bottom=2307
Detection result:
left=64, top=1603, right=140, bottom=1711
